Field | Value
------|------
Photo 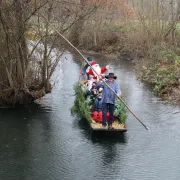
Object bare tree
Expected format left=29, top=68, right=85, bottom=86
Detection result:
left=0, top=0, right=105, bottom=105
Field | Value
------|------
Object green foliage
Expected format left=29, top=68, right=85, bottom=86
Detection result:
left=115, top=99, right=128, bottom=124
left=175, top=58, right=180, bottom=67
left=157, top=67, right=169, bottom=73
left=72, top=83, right=128, bottom=124
left=109, top=24, right=128, bottom=32
left=71, top=83, right=92, bottom=122
left=139, top=45, right=179, bottom=94
left=152, top=45, right=180, bottom=62
left=153, top=67, right=176, bottom=93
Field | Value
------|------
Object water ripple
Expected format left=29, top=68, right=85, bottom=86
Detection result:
left=0, top=56, right=180, bottom=180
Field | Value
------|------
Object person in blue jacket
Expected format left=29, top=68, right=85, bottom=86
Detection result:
left=94, top=93, right=103, bottom=111
left=101, top=73, right=122, bottom=129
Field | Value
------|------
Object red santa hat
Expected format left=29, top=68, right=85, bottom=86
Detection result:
left=91, top=61, right=98, bottom=66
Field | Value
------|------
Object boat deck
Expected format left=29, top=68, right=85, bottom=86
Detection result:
left=90, top=120, right=127, bottom=132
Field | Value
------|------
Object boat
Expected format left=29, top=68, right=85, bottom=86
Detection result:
left=72, top=82, right=128, bottom=132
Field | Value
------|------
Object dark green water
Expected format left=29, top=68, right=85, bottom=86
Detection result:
left=0, top=53, right=180, bottom=180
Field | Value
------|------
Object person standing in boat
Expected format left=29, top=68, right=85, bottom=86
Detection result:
left=86, top=61, right=110, bottom=81
left=80, top=57, right=93, bottom=80
left=101, top=73, right=122, bottom=129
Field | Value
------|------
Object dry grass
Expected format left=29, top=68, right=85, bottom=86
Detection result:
left=91, top=119, right=125, bottom=129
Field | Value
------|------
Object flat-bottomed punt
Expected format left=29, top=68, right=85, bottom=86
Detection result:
left=72, top=83, right=128, bottom=133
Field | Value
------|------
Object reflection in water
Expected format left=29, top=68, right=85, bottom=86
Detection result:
left=102, top=143, right=116, bottom=165
left=91, top=132, right=127, bottom=143
left=0, top=54, right=180, bottom=180
left=0, top=103, right=54, bottom=180
left=91, top=133, right=126, bottom=168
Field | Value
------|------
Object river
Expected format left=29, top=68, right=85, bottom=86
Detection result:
left=0, top=52, right=180, bottom=180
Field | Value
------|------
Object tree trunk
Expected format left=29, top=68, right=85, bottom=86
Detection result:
left=42, top=2, right=53, bottom=93
left=15, top=0, right=28, bottom=88
left=70, top=0, right=86, bottom=46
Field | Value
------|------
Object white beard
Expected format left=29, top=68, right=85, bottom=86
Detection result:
left=92, top=64, right=101, bottom=77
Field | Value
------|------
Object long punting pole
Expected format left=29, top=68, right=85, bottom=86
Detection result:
left=46, top=22, right=149, bottom=130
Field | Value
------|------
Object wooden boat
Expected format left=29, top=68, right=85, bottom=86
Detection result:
left=90, top=120, right=127, bottom=132
left=72, top=83, right=128, bottom=132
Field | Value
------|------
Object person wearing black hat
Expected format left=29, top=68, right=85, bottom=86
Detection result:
left=101, top=73, right=122, bottom=129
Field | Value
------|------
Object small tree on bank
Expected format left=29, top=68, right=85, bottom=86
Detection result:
left=0, top=0, right=104, bottom=106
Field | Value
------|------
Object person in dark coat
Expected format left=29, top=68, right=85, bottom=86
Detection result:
left=92, top=93, right=103, bottom=122
left=81, top=57, right=93, bottom=80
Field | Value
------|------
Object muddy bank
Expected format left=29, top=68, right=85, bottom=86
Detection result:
left=0, top=87, right=46, bottom=108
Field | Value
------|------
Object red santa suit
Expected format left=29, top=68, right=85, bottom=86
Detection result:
left=86, top=61, right=109, bottom=81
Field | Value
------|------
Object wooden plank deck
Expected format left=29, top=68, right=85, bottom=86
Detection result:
left=90, top=120, right=127, bottom=132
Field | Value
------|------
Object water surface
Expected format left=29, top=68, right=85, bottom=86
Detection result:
left=0, top=53, right=180, bottom=180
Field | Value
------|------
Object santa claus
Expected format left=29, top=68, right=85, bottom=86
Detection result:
left=86, top=61, right=109, bottom=81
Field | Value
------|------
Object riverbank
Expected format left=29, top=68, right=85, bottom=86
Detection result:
left=135, top=56, right=180, bottom=105
left=133, top=43, right=180, bottom=105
